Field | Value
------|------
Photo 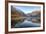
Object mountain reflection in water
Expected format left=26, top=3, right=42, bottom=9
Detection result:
left=13, top=18, right=40, bottom=28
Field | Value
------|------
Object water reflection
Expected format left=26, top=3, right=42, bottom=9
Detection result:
left=11, top=18, right=40, bottom=28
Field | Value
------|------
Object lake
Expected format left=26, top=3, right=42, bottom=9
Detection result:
left=14, top=18, right=40, bottom=28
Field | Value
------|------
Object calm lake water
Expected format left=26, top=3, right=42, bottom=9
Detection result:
left=14, top=18, right=40, bottom=28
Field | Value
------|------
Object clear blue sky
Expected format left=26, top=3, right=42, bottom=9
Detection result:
left=13, top=6, right=41, bottom=14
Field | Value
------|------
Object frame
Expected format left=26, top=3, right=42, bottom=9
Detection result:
left=5, top=0, right=45, bottom=34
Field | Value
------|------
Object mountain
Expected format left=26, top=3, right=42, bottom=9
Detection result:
left=27, top=10, right=41, bottom=23
left=27, top=10, right=40, bottom=16
left=11, top=6, right=26, bottom=17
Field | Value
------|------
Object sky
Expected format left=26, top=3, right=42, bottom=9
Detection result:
left=13, top=6, right=41, bottom=14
